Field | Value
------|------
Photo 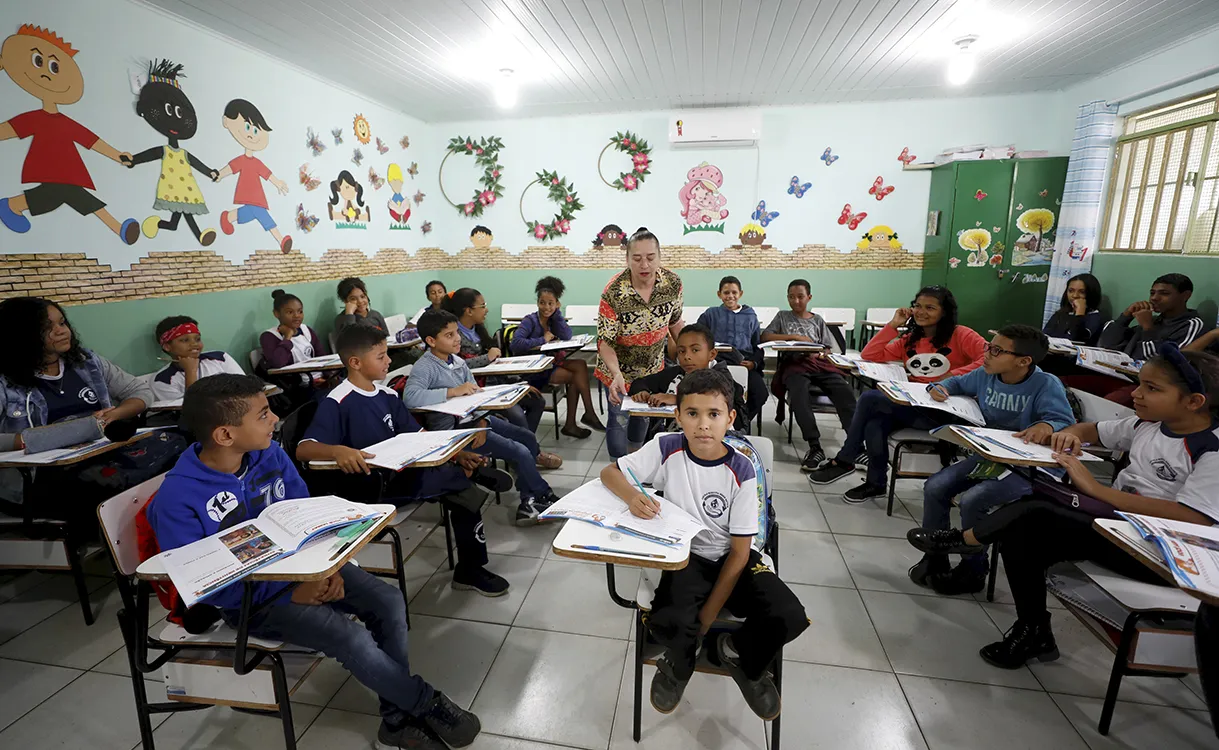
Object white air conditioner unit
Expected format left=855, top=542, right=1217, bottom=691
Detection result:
left=669, top=110, right=761, bottom=147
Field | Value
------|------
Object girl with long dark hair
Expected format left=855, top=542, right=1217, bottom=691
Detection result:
left=1043, top=273, right=1104, bottom=345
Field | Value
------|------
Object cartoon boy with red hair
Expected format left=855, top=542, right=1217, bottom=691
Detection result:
left=0, top=24, right=139, bottom=243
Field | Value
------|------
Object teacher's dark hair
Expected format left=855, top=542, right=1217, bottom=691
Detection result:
left=628, top=226, right=660, bottom=251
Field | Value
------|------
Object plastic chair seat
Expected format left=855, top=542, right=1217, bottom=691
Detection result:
left=155, top=622, right=284, bottom=651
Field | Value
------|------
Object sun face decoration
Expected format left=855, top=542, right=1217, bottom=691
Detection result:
left=352, top=114, right=372, bottom=145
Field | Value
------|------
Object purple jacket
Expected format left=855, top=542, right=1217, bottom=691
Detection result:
left=510, top=310, right=573, bottom=354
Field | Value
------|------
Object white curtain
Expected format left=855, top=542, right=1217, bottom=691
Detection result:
left=1043, top=100, right=1120, bottom=323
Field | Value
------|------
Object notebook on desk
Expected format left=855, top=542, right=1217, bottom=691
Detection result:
left=540, top=479, right=704, bottom=548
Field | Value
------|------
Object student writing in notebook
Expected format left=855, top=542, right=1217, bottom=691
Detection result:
left=149, top=375, right=481, bottom=749
left=150, top=315, right=245, bottom=402
left=295, top=325, right=512, bottom=597
left=909, top=325, right=1075, bottom=595
left=909, top=343, right=1219, bottom=669
left=404, top=310, right=563, bottom=526
left=600, top=369, right=808, bottom=720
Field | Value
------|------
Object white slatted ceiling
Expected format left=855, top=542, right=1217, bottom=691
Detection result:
left=139, top=0, right=1219, bottom=122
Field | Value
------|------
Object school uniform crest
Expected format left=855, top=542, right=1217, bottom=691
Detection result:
left=1150, top=458, right=1179, bottom=482
left=383, top=413, right=394, bottom=431
left=702, top=491, right=729, bottom=518
left=78, top=386, right=98, bottom=405
left=206, top=491, right=239, bottom=522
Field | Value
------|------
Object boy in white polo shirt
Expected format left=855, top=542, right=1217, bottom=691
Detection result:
left=151, top=315, right=245, bottom=402
left=600, top=368, right=808, bottom=720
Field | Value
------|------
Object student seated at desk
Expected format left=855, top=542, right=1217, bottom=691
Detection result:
left=909, top=343, right=1219, bottom=669
left=424, top=279, right=447, bottom=314
left=1042, top=273, right=1105, bottom=346
left=697, top=275, right=767, bottom=421
left=333, top=276, right=388, bottom=336
left=761, top=278, right=858, bottom=471
left=150, top=316, right=245, bottom=401
left=601, top=369, right=808, bottom=719
left=295, top=326, right=510, bottom=597
left=809, top=286, right=986, bottom=502
left=629, top=323, right=748, bottom=433
left=0, top=296, right=185, bottom=519
left=1068, top=273, right=1213, bottom=406
left=509, top=275, right=605, bottom=438
left=149, top=374, right=482, bottom=749
left=405, top=310, right=563, bottom=526
left=909, top=325, right=1075, bottom=595
left=259, top=289, right=329, bottom=411
left=443, top=286, right=548, bottom=440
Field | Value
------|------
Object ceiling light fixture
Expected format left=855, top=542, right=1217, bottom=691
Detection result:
left=946, top=35, right=979, bottom=86
left=494, top=68, right=518, bottom=109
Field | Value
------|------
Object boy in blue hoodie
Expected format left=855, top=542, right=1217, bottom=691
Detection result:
left=148, top=374, right=482, bottom=750
left=696, top=276, right=767, bottom=420
left=910, top=324, right=1075, bottom=595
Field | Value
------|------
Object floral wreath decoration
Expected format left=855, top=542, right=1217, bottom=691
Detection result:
left=522, top=170, right=583, bottom=240
left=438, top=136, right=505, bottom=217
left=597, top=131, right=652, bottom=192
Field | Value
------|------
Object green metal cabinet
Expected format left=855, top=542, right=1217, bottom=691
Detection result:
left=921, top=157, right=1068, bottom=334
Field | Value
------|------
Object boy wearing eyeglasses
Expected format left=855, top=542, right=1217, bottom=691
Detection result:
left=910, top=324, right=1075, bottom=595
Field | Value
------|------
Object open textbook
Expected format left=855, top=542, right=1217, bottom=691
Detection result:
left=469, top=354, right=554, bottom=375
left=539, top=333, right=594, bottom=352
left=414, top=383, right=530, bottom=420
left=159, top=496, right=387, bottom=608
left=308, top=428, right=483, bottom=471
left=0, top=427, right=162, bottom=466
left=759, top=340, right=826, bottom=350
left=1075, top=347, right=1141, bottom=381
left=931, top=425, right=1102, bottom=465
left=828, top=352, right=863, bottom=368
left=151, top=384, right=279, bottom=411
left=1120, top=513, right=1219, bottom=599
left=271, top=353, right=342, bottom=373
left=855, top=362, right=909, bottom=382
left=1047, top=337, right=1078, bottom=355
left=877, top=381, right=985, bottom=426
left=540, top=479, right=704, bottom=547
left=620, top=396, right=677, bottom=415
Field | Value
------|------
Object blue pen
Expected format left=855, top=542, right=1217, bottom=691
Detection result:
left=570, top=544, right=665, bottom=559
left=626, top=467, right=661, bottom=517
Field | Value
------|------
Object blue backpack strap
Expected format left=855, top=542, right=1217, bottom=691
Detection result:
left=723, top=434, right=770, bottom=551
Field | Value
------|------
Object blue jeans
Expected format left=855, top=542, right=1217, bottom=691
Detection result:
left=242, top=564, right=432, bottom=725
left=835, top=390, right=947, bottom=487
left=921, top=455, right=1033, bottom=563
left=475, top=415, right=551, bottom=499
left=605, top=397, right=650, bottom=459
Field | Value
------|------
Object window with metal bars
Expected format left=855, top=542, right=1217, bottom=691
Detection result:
left=1101, top=91, right=1219, bottom=254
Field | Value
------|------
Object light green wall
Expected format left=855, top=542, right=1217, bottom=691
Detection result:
left=67, top=267, right=923, bottom=374
left=1089, top=254, right=1219, bottom=324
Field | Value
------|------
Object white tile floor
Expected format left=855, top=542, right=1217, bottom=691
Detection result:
left=0, top=402, right=1214, bottom=750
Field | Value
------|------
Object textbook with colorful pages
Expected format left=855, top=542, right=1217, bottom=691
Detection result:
left=159, top=496, right=387, bottom=607
left=876, top=381, right=986, bottom=426
left=539, top=479, right=704, bottom=548
left=1119, top=513, right=1219, bottom=600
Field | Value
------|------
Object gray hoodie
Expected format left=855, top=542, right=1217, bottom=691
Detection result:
left=1097, top=309, right=1211, bottom=360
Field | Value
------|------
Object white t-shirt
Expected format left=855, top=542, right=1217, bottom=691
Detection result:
left=616, top=433, right=758, bottom=560
left=1097, top=416, right=1219, bottom=522
left=151, top=351, right=245, bottom=401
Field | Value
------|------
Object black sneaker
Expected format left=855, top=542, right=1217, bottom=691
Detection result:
left=906, top=527, right=984, bottom=556
left=808, top=459, right=854, bottom=485
left=534, top=491, right=560, bottom=512
left=716, top=633, right=781, bottom=720
left=451, top=566, right=510, bottom=597
left=650, top=653, right=691, bottom=714
left=979, top=618, right=1060, bottom=670
left=376, top=718, right=445, bottom=750
left=907, top=553, right=950, bottom=588
left=472, top=465, right=513, bottom=493
left=854, top=454, right=869, bottom=470
left=842, top=481, right=886, bottom=504
left=800, top=446, right=826, bottom=473
left=929, top=561, right=987, bottom=595
left=420, top=691, right=481, bottom=748
left=515, top=497, right=543, bottom=526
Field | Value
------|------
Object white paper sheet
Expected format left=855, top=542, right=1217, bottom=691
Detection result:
left=311, top=428, right=484, bottom=471
left=539, top=333, right=594, bottom=352
left=270, top=354, right=342, bottom=374
left=1047, top=337, right=1078, bottom=355
left=620, top=397, right=677, bottom=415
left=878, top=381, right=985, bottom=426
left=540, top=479, right=704, bottom=547
left=0, top=428, right=161, bottom=466
left=759, top=341, right=826, bottom=350
left=828, top=353, right=864, bottom=368
left=414, top=383, right=529, bottom=419
left=470, top=355, right=553, bottom=375
left=936, top=425, right=1102, bottom=464
left=855, top=362, right=909, bottom=382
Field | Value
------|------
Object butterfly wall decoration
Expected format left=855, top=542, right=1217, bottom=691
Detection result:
left=298, top=163, right=321, bottom=191
left=1039, top=189, right=1048, bottom=197
left=788, top=176, right=810, bottom=199
left=838, top=204, right=867, bottom=230
left=375, top=137, right=390, bottom=155
left=897, top=147, right=916, bottom=165
left=975, top=190, right=988, bottom=201
left=820, top=147, right=838, bottom=166
left=331, top=127, right=344, bottom=146
left=407, top=162, right=419, bottom=178
left=868, top=176, right=894, bottom=201
left=751, top=200, right=779, bottom=227
left=421, top=221, right=433, bottom=235
left=399, top=135, right=411, bottom=150
left=351, top=148, right=364, bottom=167
left=368, top=166, right=385, bottom=190
left=413, top=191, right=425, bottom=205
left=295, top=204, right=319, bottom=234
left=305, top=127, right=326, bottom=157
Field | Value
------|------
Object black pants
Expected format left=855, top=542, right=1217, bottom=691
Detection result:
left=745, top=368, right=768, bottom=421
left=974, top=498, right=1165, bottom=624
left=784, top=371, right=857, bottom=444
left=647, top=548, right=808, bottom=680
left=1195, top=603, right=1219, bottom=739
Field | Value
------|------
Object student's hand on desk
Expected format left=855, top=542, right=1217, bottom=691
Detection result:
left=627, top=491, right=661, bottom=520
left=93, top=407, right=117, bottom=428
left=486, top=347, right=502, bottom=362
left=1052, top=451, right=1099, bottom=493
left=1014, top=423, right=1054, bottom=444
left=1049, top=431, right=1084, bottom=456
left=647, top=393, right=677, bottom=406
left=632, top=390, right=650, bottom=402
left=334, top=446, right=375, bottom=474
left=447, top=382, right=479, bottom=398
left=928, top=385, right=949, bottom=402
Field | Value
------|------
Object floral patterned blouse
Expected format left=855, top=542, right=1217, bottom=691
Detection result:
left=595, top=267, right=684, bottom=388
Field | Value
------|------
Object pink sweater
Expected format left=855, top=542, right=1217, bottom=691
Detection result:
left=861, top=323, right=987, bottom=382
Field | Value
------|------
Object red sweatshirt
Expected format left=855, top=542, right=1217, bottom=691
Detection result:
left=861, top=323, right=987, bottom=382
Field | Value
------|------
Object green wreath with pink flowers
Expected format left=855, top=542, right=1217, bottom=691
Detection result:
left=438, top=135, right=504, bottom=218
left=597, top=131, right=653, bottom=192
left=521, top=170, right=583, bottom=241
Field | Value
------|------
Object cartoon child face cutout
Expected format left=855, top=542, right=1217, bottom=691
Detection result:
left=905, top=350, right=952, bottom=379
left=137, top=77, right=197, bottom=140
left=222, top=112, right=269, bottom=151
left=471, top=228, right=493, bottom=248
left=338, top=179, right=358, bottom=203
left=601, top=227, right=622, bottom=247
left=739, top=225, right=765, bottom=246
left=0, top=28, right=84, bottom=106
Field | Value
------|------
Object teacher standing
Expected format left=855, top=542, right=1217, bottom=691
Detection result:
left=596, top=227, right=685, bottom=457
